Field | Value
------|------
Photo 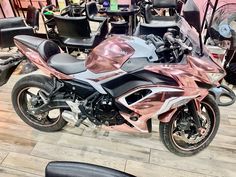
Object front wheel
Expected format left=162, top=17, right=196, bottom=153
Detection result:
left=12, top=75, right=67, bottom=132
left=159, top=95, right=220, bottom=156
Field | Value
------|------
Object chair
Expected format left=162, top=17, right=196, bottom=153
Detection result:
left=86, top=1, right=129, bottom=35
left=54, top=15, right=108, bottom=51
left=85, top=1, right=107, bottom=22
left=110, top=21, right=129, bottom=35
left=41, top=5, right=58, bottom=27
left=25, top=6, right=40, bottom=32
left=0, top=17, right=34, bottom=48
left=135, top=0, right=179, bottom=37
left=144, top=0, right=177, bottom=24
left=40, top=4, right=57, bottom=39
left=60, top=4, right=84, bottom=17
left=45, top=161, right=135, bottom=177
left=134, top=17, right=179, bottom=37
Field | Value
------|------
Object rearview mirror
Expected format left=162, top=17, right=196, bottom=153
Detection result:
left=182, top=0, right=203, bottom=55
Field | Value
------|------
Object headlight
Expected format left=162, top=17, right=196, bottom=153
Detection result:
left=207, top=72, right=225, bottom=83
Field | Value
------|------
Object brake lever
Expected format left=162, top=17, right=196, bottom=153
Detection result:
left=156, top=46, right=171, bottom=54
left=176, top=39, right=192, bottom=53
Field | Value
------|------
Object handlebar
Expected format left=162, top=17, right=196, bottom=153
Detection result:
left=144, top=32, right=193, bottom=63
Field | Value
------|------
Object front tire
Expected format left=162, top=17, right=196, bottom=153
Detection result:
left=12, top=74, right=67, bottom=132
left=159, top=95, right=220, bottom=156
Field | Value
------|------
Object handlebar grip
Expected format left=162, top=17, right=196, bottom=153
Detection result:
left=163, top=32, right=176, bottom=43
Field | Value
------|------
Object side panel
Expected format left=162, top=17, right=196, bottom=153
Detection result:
left=62, top=80, right=96, bottom=99
left=102, top=73, right=153, bottom=97
left=71, top=69, right=127, bottom=94
left=102, top=70, right=179, bottom=97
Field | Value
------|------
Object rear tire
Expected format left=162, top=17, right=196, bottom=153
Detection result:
left=12, top=74, right=67, bottom=132
left=159, top=95, right=220, bottom=156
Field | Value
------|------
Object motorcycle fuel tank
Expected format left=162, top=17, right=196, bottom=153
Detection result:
left=85, top=36, right=157, bottom=74
left=86, top=36, right=135, bottom=74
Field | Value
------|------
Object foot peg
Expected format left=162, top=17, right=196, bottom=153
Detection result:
left=62, top=110, right=83, bottom=126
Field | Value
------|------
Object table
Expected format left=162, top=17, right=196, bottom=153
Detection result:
left=101, top=5, right=140, bottom=35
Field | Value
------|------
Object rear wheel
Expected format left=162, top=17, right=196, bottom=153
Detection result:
left=159, top=95, right=220, bottom=156
left=12, top=75, right=67, bottom=132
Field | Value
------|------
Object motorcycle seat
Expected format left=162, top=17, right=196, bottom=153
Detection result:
left=48, top=53, right=86, bottom=75
left=14, top=35, right=60, bottom=61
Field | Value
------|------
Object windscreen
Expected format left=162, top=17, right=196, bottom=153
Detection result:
left=177, top=16, right=208, bottom=56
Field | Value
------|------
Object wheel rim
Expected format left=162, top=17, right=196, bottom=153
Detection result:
left=17, top=87, right=61, bottom=127
left=170, top=101, right=216, bottom=151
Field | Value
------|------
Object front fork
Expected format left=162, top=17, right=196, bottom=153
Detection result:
left=188, top=100, right=202, bottom=128
left=188, top=99, right=207, bottom=135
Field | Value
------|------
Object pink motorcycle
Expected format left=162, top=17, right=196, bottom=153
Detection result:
left=0, top=14, right=225, bottom=156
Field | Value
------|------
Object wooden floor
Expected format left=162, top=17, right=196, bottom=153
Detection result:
left=0, top=73, right=236, bottom=177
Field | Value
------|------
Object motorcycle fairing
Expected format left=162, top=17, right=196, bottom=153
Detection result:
left=68, top=46, right=222, bottom=133
left=71, top=62, right=180, bottom=97
left=71, top=58, right=208, bottom=133
left=71, top=69, right=127, bottom=94
left=102, top=55, right=218, bottom=132
left=119, top=94, right=200, bottom=133
left=71, top=52, right=222, bottom=98
left=111, top=85, right=206, bottom=133
left=101, top=70, right=179, bottom=98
